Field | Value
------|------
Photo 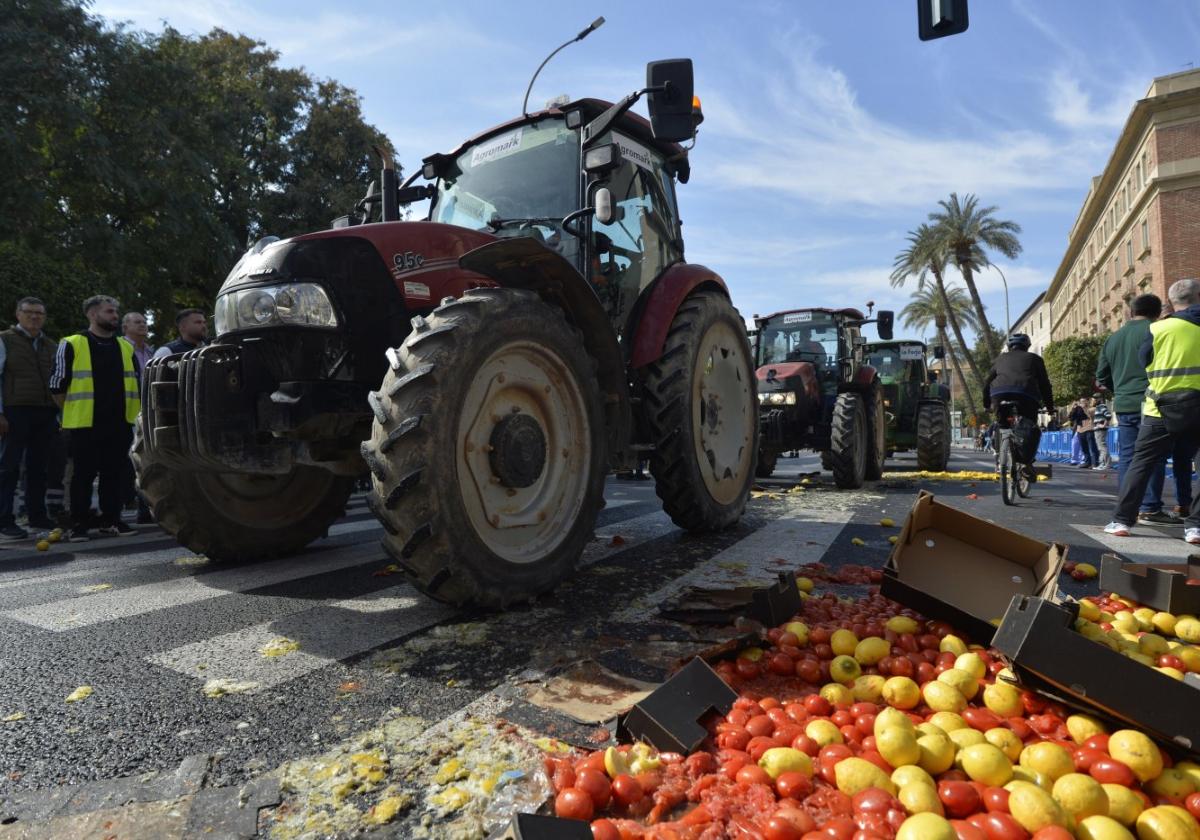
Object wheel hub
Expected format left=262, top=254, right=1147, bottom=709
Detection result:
left=488, top=413, right=546, bottom=488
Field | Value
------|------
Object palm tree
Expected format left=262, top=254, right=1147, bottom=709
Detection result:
left=900, top=284, right=980, bottom=418
left=890, top=224, right=988, bottom=394
left=928, top=192, right=1022, bottom=361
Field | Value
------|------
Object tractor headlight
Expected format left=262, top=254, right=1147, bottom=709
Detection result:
left=757, top=392, right=797, bottom=406
left=214, top=282, right=338, bottom=335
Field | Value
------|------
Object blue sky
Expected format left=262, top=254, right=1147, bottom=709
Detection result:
left=92, top=0, right=1200, bottom=342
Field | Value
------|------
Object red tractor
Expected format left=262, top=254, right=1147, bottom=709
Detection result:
left=133, top=58, right=759, bottom=608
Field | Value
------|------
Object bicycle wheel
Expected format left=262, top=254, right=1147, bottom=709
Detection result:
left=1016, top=460, right=1033, bottom=498
left=1000, top=438, right=1018, bottom=506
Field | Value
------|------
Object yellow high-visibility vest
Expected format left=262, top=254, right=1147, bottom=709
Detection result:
left=61, top=334, right=140, bottom=429
left=1142, top=317, right=1200, bottom=418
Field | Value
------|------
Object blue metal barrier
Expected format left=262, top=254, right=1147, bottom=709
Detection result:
left=1036, top=429, right=1120, bottom=463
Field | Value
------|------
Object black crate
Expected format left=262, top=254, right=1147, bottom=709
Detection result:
left=992, top=595, right=1200, bottom=756
left=880, top=568, right=999, bottom=645
left=1099, top=554, right=1200, bottom=615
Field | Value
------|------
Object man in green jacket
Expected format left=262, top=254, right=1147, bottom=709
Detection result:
left=1096, top=294, right=1178, bottom=523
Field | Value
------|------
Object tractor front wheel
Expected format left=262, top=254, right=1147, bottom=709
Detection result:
left=828, top=392, right=867, bottom=489
left=917, top=403, right=951, bottom=471
left=864, top=381, right=886, bottom=480
left=133, top=424, right=354, bottom=561
left=642, top=290, right=757, bottom=531
left=361, top=288, right=606, bottom=608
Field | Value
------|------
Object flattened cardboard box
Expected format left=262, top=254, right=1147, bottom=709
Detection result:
left=882, top=491, right=1067, bottom=643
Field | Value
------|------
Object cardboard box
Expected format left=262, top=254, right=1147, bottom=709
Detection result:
left=992, top=595, right=1200, bottom=757
left=881, top=491, right=1067, bottom=643
left=1099, top=553, right=1200, bottom=615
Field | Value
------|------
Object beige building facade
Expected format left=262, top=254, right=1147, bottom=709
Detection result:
left=1047, top=68, right=1200, bottom=339
left=1010, top=291, right=1052, bottom=356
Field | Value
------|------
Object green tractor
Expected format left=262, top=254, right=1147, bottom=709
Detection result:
left=863, top=340, right=951, bottom=471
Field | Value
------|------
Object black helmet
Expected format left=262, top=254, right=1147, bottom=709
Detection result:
left=1007, top=333, right=1031, bottom=351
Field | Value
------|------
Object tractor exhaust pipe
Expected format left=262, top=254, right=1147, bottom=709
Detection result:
left=374, top=145, right=398, bottom=222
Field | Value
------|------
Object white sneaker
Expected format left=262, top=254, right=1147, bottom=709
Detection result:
left=1103, top=522, right=1132, bottom=536
left=1186, top=527, right=1200, bottom=545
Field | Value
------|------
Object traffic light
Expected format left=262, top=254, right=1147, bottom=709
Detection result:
left=917, top=0, right=969, bottom=41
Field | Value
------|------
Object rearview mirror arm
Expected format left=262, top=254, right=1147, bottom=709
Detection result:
left=582, top=83, right=671, bottom=148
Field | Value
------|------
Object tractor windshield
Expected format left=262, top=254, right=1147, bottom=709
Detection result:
left=432, top=119, right=581, bottom=265
left=757, top=311, right=840, bottom=369
left=865, top=349, right=904, bottom=380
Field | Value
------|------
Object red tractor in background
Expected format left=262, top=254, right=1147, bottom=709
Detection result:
left=752, top=306, right=894, bottom=488
left=134, top=58, right=760, bottom=608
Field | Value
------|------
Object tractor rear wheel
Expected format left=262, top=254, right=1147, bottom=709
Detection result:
left=917, top=403, right=951, bottom=471
left=864, top=381, right=886, bottom=480
left=132, top=423, right=354, bottom=561
left=828, top=392, right=867, bottom=489
left=361, top=288, right=606, bottom=608
left=641, top=289, right=756, bottom=531
left=820, top=449, right=835, bottom=473
left=755, top=449, right=777, bottom=478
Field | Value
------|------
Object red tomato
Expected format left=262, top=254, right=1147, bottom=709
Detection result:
left=555, top=787, right=594, bottom=821
left=579, top=751, right=608, bottom=774
left=735, top=658, right=761, bottom=679
left=853, top=787, right=899, bottom=814
left=747, top=715, right=776, bottom=737
left=779, top=631, right=801, bottom=647
left=770, top=653, right=798, bottom=675
left=749, top=735, right=780, bottom=762
left=811, top=627, right=832, bottom=644
left=832, top=710, right=855, bottom=728
left=550, top=758, right=576, bottom=793
left=1185, top=792, right=1200, bottom=820
left=840, top=725, right=862, bottom=745
left=718, top=728, right=751, bottom=751
left=889, top=657, right=915, bottom=678
left=727, top=707, right=750, bottom=725
left=917, top=662, right=936, bottom=683
left=1028, top=715, right=1062, bottom=736
left=898, top=633, right=919, bottom=652
left=777, top=770, right=814, bottom=800
left=850, top=702, right=878, bottom=718
left=776, top=724, right=805, bottom=747
left=590, top=819, right=620, bottom=840
left=983, top=786, right=1010, bottom=813
left=769, top=707, right=793, bottom=726
left=1072, top=747, right=1106, bottom=773
left=856, top=714, right=876, bottom=737
left=1157, top=654, right=1186, bottom=671
left=793, top=734, right=821, bottom=756
left=1005, top=717, right=1034, bottom=741
left=950, top=819, right=989, bottom=840
left=685, top=751, right=717, bottom=777
left=1082, top=734, right=1110, bottom=753
left=937, top=651, right=959, bottom=668
left=920, top=634, right=944, bottom=650
left=859, top=750, right=893, bottom=775
left=1030, top=828, right=1073, bottom=840
left=575, top=769, right=612, bottom=809
left=763, top=816, right=806, bottom=840
left=1089, top=757, right=1137, bottom=787
left=610, top=773, right=643, bottom=807
left=821, top=816, right=857, bottom=839
left=939, top=780, right=982, bottom=818
left=805, top=695, right=833, bottom=716
left=736, top=764, right=773, bottom=787
left=1021, top=692, right=1047, bottom=715
left=977, top=811, right=1030, bottom=840
left=963, top=707, right=1002, bottom=732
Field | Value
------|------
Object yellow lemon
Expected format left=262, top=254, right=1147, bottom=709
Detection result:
left=917, top=732, right=956, bottom=775
left=829, top=656, right=861, bottom=686
left=1011, top=766, right=1053, bottom=790
left=1175, top=761, right=1200, bottom=790
left=1153, top=612, right=1179, bottom=637
left=1177, top=617, right=1200, bottom=644
left=1078, top=600, right=1102, bottom=622
left=1066, top=714, right=1108, bottom=745
left=882, top=676, right=921, bottom=710
left=1052, top=772, right=1109, bottom=821
left=821, top=682, right=854, bottom=706
left=854, top=636, right=890, bottom=665
left=937, top=667, right=979, bottom=700
left=738, top=646, right=764, bottom=661
left=1008, top=780, right=1071, bottom=833
left=874, top=706, right=916, bottom=738
left=879, top=517, right=895, bottom=527
left=784, top=621, right=810, bottom=645
left=986, top=727, right=1025, bottom=762
left=834, top=757, right=897, bottom=796
left=895, top=813, right=956, bottom=840
left=1108, top=730, right=1163, bottom=783
left=954, top=652, right=987, bottom=681
left=983, top=681, right=1024, bottom=717
left=1147, top=768, right=1197, bottom=801
left=886, top=616, right=919, bottom=634
left=877, top=727, right=921, bottom=768
left=892, top=764, right=935, bottom=789
left=939, top=634, right=968, bottom=655
left=852, top=675, right=886, bottom=703
left=1177, top=646, right=1200, bottom=672
left=758, top=747, right=813, bottom=780
left=922, top=680, right=966, bottom=713
left=795, top=576, right=814, bottom=593
left=1135, top=805, right=1200, bottom=840
left=1157, top=666, right=1186, bottom=680
left=1139, top=633, right=1171, bottom=657
left=806, top=719, right=843, bottom=747
left=917, top=722, right=946, bottom=738
left=1101, top=783, right=1145, bottom=826
left=948, top=728, right=987, bottom=751
left=960, top=743, right=1014, bottom=787
left=831, top=629, right=859, bottom=656
left=36, top=540, right=50, bottom=551
left=929, top=711, right=968, bottom=732
left=1020, top=742, right=1075, bottom=781
left=899, top=781, right=944, bottom=815
left=1077, top=814, right=1136, bottom=840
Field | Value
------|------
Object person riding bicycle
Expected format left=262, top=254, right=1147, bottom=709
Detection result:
left=982, top=334, right=1055, bottom=424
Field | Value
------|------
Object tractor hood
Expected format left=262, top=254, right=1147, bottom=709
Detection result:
left=220, top=221, right=499, bottom=310
left=756, top=362, right=820, bottom=403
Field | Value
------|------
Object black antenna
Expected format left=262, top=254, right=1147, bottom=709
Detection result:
left=522, top=17, right=605, bottom=118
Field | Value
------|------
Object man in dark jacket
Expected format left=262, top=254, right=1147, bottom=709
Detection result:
left=982, top=333, right=1055, bottom=421
left=0, top=297, right=59, bottom=539
left=151, top=309, right=208, bottom=360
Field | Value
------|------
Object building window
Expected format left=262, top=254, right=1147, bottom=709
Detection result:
left=1141, top=219, right=1149, bottom=252
left=1127, top=239, right=1133, bottom=266
left=1143, top=150, right=1150, bottom=176
left=1039, top=311, right=1043, bottom=329
left=1137, top=161, right=1143, bottom=188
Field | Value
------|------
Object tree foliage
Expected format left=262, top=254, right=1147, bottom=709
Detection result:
left=1044, top=335, right=1109, bottom=404
left=0, top=0, right=393, bottom=341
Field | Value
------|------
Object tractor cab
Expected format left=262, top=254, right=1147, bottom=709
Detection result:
left=865, top=340, right=929, bottom=433
left=863, top=340, right=951, bottom=470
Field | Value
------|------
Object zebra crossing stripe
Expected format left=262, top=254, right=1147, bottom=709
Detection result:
left=146, top=584, right=455, bottom=691
left=1070, top=523, right=1197, bottom=564
left=1, top=548, right=384, bottom=632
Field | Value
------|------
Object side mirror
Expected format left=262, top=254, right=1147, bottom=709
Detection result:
left=595, top=187, right=615, bottom=225
left=918, top=0, right=969, bottom=40
left=646, top=59, right=695, bottom=143
left=876, top=310, right=895, bottom=340
left=584, top=143, right=623, bottom=175
left=933, top=345, right=946, bottom=360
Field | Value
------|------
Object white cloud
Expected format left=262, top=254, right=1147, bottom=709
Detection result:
left=1047, top=70, right=1141, bottom=131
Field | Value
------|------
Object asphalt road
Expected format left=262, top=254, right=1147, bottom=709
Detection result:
left=0, top=448, right=1195, bottom=837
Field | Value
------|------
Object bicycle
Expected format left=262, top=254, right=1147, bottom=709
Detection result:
left=994, top=401, right=1034, bottom=506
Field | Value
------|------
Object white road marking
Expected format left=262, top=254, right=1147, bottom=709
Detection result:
left=146, top=584, right=454, bottom=691
left=1071, top=489, right=1115, bottom=498
left=581, top=510, right=678, bottom=567
left=327, top=518, right=382, bottom=537
left=1070, top=523, right=1198, bottom=563
left=612, top=507, right=853, bottom=622
left=2, top=549, right=383, bottom=632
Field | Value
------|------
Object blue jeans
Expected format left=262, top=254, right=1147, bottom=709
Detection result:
left=1078, top=431, right=1099, bottom=467
left=1113, top=417, right=1200, bottom=528
left=1117, top=412, right=1164, bottom=513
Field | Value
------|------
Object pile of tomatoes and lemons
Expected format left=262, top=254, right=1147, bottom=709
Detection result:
left=1073, top=592, right=1200, bottom=681
left=545, top=573, right=1200, bottom=840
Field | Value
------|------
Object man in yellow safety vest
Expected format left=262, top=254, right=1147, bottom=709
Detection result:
left=49, top=295, right=141, bottom=542
left=1105, top=278, right=1200, bottom=544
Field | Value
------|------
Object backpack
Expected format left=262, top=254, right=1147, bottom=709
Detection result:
left=1010, top=417, right=1041, bottom=464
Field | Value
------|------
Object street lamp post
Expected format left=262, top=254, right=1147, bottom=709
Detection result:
left=992, top=264, right=1011, bottom=335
